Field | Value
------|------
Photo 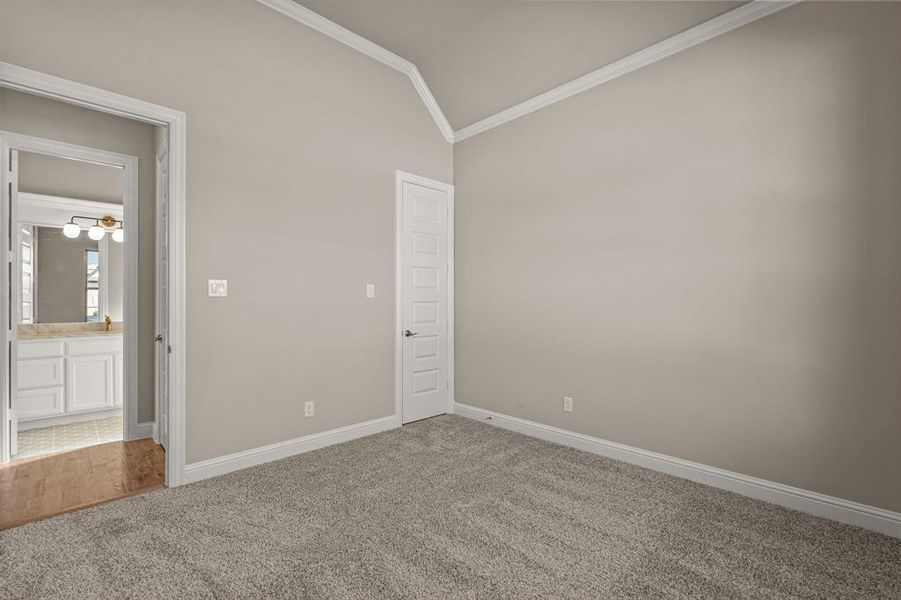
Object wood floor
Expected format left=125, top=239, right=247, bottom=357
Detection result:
left=0, top=438, right=164, bottom=531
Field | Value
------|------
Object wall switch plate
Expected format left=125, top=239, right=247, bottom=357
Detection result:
left=304, top=401, right=315, bottom=418
left=366, top=284, right=375, bottom=298
left=208, top=279, right=228, bottom=297
left=563, top=396, right=573, bottom=413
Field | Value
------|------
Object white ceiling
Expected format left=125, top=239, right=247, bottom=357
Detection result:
left=295, top=1, right=744, bottom=129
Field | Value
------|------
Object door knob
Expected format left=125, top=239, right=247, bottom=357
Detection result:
left=404, top=330, right=418, bottom=337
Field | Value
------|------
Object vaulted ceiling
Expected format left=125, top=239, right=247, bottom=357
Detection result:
left=295, top=1, right=744, bottom=130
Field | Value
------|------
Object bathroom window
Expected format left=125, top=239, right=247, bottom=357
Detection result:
left=86, top=250, right=100, bottom=322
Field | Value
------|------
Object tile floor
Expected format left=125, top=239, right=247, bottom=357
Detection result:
left=14, top=415, right=123, bottom=459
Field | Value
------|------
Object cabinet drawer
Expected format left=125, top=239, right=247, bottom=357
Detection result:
left=18, top=341, right=64, bottom=359
left=18, top=357, right=65, bottom=390
left=66, top=337, right=123, bottom=356
left=16, top=387, right=65, bottom=421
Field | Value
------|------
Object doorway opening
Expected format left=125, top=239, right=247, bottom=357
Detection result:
left=0, top=129, right=164, bottom=529
left=0, top=61, right=186, bottom=508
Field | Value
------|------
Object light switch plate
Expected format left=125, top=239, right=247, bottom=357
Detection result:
left=366, top=284, right=375, bottom=298
left=208, top=279, right=228, bottom=297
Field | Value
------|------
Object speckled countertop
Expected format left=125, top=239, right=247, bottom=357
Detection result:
left=17, top=322, right=124, bottom=340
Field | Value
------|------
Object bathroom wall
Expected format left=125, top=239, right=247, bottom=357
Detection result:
left=17, top=151, right=126, bottom=324
left=34, top=226, right=98, bottom=324
left=107, top=240, right=123, bottom=322
left=18, top=152, right=122, bottom=203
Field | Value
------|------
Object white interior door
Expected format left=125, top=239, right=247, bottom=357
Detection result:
left=401, top=176, right=451, bottom=424
left=155, top=143, right=169, bottom=448
left=3, top=148, right=19, bottom=460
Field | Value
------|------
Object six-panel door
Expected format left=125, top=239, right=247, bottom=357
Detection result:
left=402, top=180, right=449, bottom=424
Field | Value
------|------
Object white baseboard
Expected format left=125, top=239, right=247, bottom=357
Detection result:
left=134, top=421, right=154, bottom=440
left=183, top=415, right=399, bottom=485
left=453, top=403, right=901, bottom=539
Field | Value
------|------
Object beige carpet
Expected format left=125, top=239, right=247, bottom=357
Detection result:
left=0, top=415, right=898, bottom=599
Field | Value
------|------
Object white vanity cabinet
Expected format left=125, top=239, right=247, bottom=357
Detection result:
left=15, top=335, right=123, bottom=426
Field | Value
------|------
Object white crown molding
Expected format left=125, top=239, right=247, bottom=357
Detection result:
left=258, top=1, right=799, bottom=145
left=18, top=192, right=124, bottom=232
left=256, top=0, right=454, bottom=143
left=454, top=0, right=802, bottom=143
left=183, top=415, right=399, bottom=484
left=452, top=403, right=901, bottom=539
left=406, top=64, right=453, bottom=142
left=18, top=192, right=125, bottom=221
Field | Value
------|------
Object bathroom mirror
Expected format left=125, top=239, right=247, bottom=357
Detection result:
left=22, top=226, right=102, bottom=324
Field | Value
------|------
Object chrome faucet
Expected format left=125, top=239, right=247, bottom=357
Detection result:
left=105, top=315, right=112, bottom=332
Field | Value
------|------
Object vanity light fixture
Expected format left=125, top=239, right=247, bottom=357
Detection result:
left=62, top=215, right=124, bottom=243
left=62, top=221, right=81, bottom=238
left=87, top=225, right=106, bottom=241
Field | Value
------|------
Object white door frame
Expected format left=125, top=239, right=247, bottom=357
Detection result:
left=0, top=61, right=187, bottom=487
left=0, top=133, right=139, bottom=444
left=154, top=139, right=169, bottom=449
left=394, top=171, right=454, bottom=424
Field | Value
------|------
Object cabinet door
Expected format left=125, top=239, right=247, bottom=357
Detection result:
left=66, top=354, right=114, bottom=413
left=114, top=353, right=124, bottom=407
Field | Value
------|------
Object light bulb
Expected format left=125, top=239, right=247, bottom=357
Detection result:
left=87, top=225, right=105, bottom=241
left=62, top=222, right=81, bottom=238
left=112, top=228, right=124, bottom=243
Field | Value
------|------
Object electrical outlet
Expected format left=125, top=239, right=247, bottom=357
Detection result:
left=304, top=401, right=315, bottom=418
left=366, top=284, right=375, bottom=298
left=563, top=396, right=573, bottom=413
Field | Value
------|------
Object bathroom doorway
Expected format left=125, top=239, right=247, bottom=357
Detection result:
left=1, top=132, right=140, bottom=461
left=0, top=124, right=169, bottom=529
left=0, top=62, right=186, bottom=528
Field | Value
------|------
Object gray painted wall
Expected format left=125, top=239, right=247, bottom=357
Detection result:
left=18, top=152, right=123, bottom=204
left=0, top=0, right=452, bottom=462
left=0, top=89, right=158, bottom=423
left=34, top=227, right=98, bottom=324
left=454, top=2, right=901, bottom=513
left=108, top=238, right=124, bottom=322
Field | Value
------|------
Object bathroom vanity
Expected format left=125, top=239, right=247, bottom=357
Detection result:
left=15, top=330, right=123, bottom=430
